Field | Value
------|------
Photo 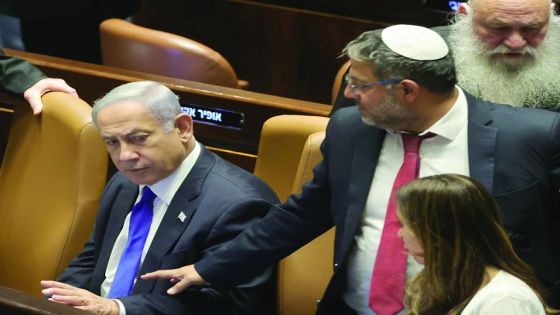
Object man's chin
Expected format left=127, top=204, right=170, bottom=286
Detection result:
left=123, top=168, right=155, bottom=185
left=360, top=115, right=377, bottom=126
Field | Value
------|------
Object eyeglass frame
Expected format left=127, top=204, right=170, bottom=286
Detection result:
left=344, top=73, right=403, bottom=91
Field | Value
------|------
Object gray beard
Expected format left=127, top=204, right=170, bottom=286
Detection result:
left=448, top=14, right=560, bottom=111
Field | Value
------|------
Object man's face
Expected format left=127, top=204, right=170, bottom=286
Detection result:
left=97, top=100, right=191, bottom=185
left=343, top=59, right=417, bottom=130
left=471, top=0, right=550, bottom=66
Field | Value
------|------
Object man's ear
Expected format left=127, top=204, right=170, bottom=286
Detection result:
left=458, top=2, right=469, bottom=15
left=175, top=114, right=193, bottom=141
left=399, top=80, right=420, bottom=103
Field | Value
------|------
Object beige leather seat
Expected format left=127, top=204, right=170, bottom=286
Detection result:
left=277, top=131, right=335, bottom=315
left=0, top=92, right=108, bottom=295
left=253, top=115, right=329, bottom=202
left=252, top=115, right=334, bottom=315
left=100, top=18, right=248, bottom=89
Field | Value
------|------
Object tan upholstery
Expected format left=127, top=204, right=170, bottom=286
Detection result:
left=252, top=115, right=334, bottom=315
left=253, top=115, right=329, bottom=202
left=0, top=92, right=108, bottom=295
left=331, top=60, right=351, bottom=105
left=100, top=18, right=248, bottom=89
left=277, top=131, right=335, bottom=315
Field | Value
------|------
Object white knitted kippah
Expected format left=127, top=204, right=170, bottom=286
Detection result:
left=381, top=24, right=449, bottom=60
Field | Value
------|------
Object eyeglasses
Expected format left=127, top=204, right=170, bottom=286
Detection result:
left=344, top=74, right=402, bottom=92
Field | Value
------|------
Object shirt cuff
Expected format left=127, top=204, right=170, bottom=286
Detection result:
left=114, top=299, right=126, bottom=315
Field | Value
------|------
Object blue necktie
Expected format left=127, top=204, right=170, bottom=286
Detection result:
left=108, top=186, right=156, bottom=298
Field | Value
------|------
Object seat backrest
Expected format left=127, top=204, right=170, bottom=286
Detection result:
left=276, top=131, right=335, bottom=315
left=331, top=60, right=351, bottom=105
left=100, top=18, right=246, bottom=89
left=253, top=115, right=329, bottom=202
left=0, top=92, right=108, bottom=295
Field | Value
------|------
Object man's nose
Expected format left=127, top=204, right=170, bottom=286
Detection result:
left=119, top=144, right=139, bottom=161
left=343, top=84, right=359, bottom=99
left=503, top=31, right=528, bottom=50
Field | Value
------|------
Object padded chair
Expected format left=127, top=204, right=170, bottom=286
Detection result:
left=100, top=18, right=248, bottom=89
left=253, top=115, right=329, bottom=202
left=331, top=60, right=351, bottom=105
left=0, top=92, right=108, bottom=295
left=252, top=115, right=334, bottom=315
left=277, top=131, right=335, bottom=315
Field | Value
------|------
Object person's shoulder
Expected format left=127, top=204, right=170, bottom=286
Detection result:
left=467, top=92, right=560, bottom=127
left=329, top=106, right=364, bottom=128
left=462, top=271, right=545, bottom=315
left=204, top=150, right=279, bottom=202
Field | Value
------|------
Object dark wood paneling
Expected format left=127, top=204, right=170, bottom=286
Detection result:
left=133, top=0, right=449, bottom=104
left=1, top=49, right=330, bottom=172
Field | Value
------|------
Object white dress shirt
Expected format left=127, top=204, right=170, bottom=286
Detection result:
left=101, top=142, right=201, bottom=315
left=344, top=87, right=470, bottom=314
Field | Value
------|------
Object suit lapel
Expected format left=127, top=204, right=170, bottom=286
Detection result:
left=133, top=148, right=215, bottom=294
left=340, top=126, right=385, bottom=262
left=466, top=93, right=497, bottom=192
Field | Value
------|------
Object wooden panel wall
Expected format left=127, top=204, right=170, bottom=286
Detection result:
left=0, top=49, right=331, bottom=172
left=133, top=0, right=449, bottom=104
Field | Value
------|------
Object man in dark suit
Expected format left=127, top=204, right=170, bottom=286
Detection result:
left=40, top=81, right=278, bottom=315
left=1, top=49, right=77, bottom=114
left=333, top=0, right=560, bottom=114
left=144, top=25, right=560, bottom=314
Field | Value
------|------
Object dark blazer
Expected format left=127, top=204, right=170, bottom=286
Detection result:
left=0, top=48, right=46, bottom=95
left=196, top=93, right=560, bottom=311
left=58, top=146, right=279, bottom=315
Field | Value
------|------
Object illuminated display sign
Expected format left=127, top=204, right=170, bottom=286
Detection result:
left=181, top=103, right=245, bottom=130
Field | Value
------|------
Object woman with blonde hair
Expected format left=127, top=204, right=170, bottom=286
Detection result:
left=396, top=174, right=556, bottom=315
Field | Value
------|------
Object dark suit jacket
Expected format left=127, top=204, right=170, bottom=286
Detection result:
left=196, top=93, right=560, bottom=311
left=0, top=48, right=46, bottom=95
left=58, top=147, right=279, bottom=315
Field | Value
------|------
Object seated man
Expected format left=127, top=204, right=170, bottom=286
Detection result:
left=1, top=49, right=77, bottom=114
left=41, top=81, right=279, bottom=315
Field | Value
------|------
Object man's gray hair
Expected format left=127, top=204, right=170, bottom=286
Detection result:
left=92, top=81, right=182, bottom=133
left=343, top=29, right=457, bottom=93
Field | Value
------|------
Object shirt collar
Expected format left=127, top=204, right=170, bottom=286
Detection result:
left=425, top=86, right=468, bottom=141
left=386, top=86, right=468, bottom=140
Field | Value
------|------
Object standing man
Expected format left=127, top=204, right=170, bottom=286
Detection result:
left=333, top=0, right=560, bottom=113
left=145, top=25, right=560, bottom=314
left=41, top=81, right=278, bottom=315
left=1, top=49, right=77, bottom=114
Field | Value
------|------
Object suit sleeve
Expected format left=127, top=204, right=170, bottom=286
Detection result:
left=0, top=48, right=46, bottom=94
left=195, top=122, right=336, bottom=288
left=119, top=197, right=278, bottom=315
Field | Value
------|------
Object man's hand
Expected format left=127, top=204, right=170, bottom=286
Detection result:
left=141, top=265, right=206, bottom=295
left=23, top=78, right=78, bottom=115
left=41, top=280, right=119, bottom=315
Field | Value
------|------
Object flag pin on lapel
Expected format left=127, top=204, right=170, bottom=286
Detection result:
left=178, top=211, right=187, bottom=223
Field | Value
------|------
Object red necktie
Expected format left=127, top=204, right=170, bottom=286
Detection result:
left=369, top=133, right=431, bottom=315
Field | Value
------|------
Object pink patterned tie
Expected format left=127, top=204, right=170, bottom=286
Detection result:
left=369, top=133, right=432, bottom=315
